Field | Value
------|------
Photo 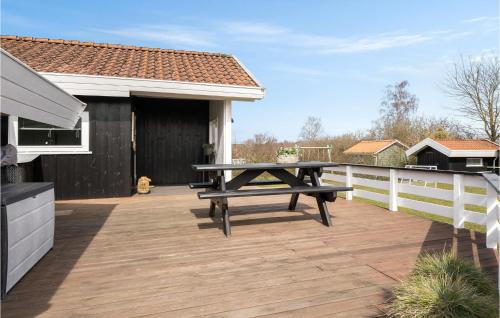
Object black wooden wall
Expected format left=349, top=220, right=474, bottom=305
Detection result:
left=416, top=147, right=450, bottom=170
left=448, top=157, right=495, bottom=172
left=134, top=97, right=208, bottom=185
left=29, top=97, right=133, bottom=200
left=416, top=146, right=496, bottom=172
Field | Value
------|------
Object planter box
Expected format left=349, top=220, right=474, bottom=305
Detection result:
left=276, top=155, right=299, bottom=164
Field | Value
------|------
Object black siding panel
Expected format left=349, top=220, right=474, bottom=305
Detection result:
left=134, top=97, right=208, bottom=185
left=416, top=147, right=449, bottom=170
left=416, top=146, right=497, bottom=172
left=449, top=157, right=495, bottom=172
left=33, top=97, right=132, bottom=200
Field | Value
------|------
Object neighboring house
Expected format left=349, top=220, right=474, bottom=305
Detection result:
left=405, top=138, right=499, bottom=172
left=343, top=140, right=408, bottom=167
left=0, top=35, right=265, bottom=199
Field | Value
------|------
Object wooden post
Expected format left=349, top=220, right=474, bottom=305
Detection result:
left=453, top=174, right=465, bottom=229
left=389, top=169, right=398, bottom=212
left=345, top=165, right=353, bottom=201
left=486, top=183, right=499, bottom=249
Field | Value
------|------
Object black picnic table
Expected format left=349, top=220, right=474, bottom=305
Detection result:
left=190, top=162, right=353, bottom=236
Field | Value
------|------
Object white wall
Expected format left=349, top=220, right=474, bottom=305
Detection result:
left=209, top=100, right=232, bottom=179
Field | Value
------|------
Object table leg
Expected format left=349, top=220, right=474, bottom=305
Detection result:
left=316, top=197, right=332, bottom=226
left=221, top=200, right=231, bottom=236
left=288, top=168, right=305, bottom=210
left=310, top=168, right=332, bottom=227
left=217, top=172, right=232, bottom=236
left=209, top=200, right=216, bottom=217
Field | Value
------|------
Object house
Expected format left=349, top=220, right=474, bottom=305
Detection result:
left=405, top=138, right=499, bottom=172
left=343, top=140, right=408, bottom=167
left=0, top=35, right=265, bottom=199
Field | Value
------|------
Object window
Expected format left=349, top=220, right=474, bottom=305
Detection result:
left=466, top=158, right=483, bottom=167
left=11, top=112, right=90, bottom=154
left=19, top=118, right=82, bottom=146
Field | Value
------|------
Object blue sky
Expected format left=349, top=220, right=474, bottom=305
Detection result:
left=1, top=0, right=498, bottom=141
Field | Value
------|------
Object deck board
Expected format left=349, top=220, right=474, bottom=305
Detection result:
left=1, top=187, right=497, bottom=317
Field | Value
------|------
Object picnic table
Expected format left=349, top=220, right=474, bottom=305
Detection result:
left=190, top=162, right=353, bottom=236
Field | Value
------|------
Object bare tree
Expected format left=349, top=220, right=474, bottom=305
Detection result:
left=445, top=56, right=500, bottom=142
left=299, top=116, right=324, bottom=141
left=369, top=81, right=419, bottom=144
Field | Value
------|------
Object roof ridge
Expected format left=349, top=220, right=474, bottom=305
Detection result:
left=360, top=139, right=394, bottom=142
left=0, top=35, right=231, bottom=57
left=434, top=138, right=498, bottom=142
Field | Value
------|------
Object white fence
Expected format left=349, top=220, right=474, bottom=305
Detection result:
left=322, top=164, right=500, bottom=250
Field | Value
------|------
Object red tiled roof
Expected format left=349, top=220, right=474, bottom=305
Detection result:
left=434, top=139, right=499, bottom=151
left=344, top=140, right=403, bottom=154
left=0, top=35, right=259, bottom=87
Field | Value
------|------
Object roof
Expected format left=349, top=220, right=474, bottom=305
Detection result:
left=434, top=139, right=499, bottom=150
left=0, top=35, right=260, bottom=87
left=343, top=140, right=408, bottom=155
left=406, top=138, right=499, bottom=158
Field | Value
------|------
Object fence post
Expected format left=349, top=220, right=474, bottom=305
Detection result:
left=389, top=169, right=398, bottom=211
left=486, top=183, right=499, bottom=249
left=345, top=165, right=353, bottom=201
left=453, top=174, right=465, bottom=229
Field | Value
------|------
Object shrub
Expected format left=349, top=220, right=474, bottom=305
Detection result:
left=389, top=252, right=498, bottom=318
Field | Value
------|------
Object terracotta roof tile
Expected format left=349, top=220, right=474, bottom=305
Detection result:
left=0, top=35, right=259, bottom=87
left=434, top=139, right=499, bottom=151
left=344, top=140, right=402, bottom=154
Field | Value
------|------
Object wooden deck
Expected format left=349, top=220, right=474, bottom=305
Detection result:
left=2, top=187, right=498, bottom=317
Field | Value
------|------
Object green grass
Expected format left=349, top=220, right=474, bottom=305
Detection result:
left=323, top=179, right=487, bottom=233
left=389, top=252, right=498, bottom=318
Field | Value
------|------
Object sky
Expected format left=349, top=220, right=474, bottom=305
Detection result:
left=1, top=0, right=499, bottom=142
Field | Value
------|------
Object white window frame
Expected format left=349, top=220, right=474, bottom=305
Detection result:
left=466, top=158, right=483, bottom=167
left=9, top=112, right=91, bottom=155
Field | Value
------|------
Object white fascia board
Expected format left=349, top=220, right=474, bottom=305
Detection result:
left=41, top=72, right=266, bottom=101
left=447, top=150, right=498, bottom=157
left=232, top=55, right=265, bottom=89
left=406, top=138, right=498, bottom=157
left=406, top=138, right=451, bottom=157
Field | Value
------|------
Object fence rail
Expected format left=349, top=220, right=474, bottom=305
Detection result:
left=321, top=164, right=500, bottom=251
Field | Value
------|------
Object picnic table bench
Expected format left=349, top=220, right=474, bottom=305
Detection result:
left=190, top=162, right=353, bottom=236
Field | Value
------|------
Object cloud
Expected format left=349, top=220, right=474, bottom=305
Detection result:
left=312, top=32, right=432, bottom=54
left=93, top=20, right=476, bottom=54
left=470, top=49, right=499, bottom=63
left=273, top=65, right=323, bottom=77
left=461, top=16, right=499, bottom=33
left=223, top=22, right=434, bottom=54
left=94, top=25, right=215, bottom=48
left=381, top=64, right=435, bottom=76
left=220, top=22, right=288, bottom=36
left=462, top=16, right=499, bottom=24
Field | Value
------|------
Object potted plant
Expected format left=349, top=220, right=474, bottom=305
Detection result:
left=276, top=146, right=299, bottom=164
left=202, top=143, right=215, bottom=156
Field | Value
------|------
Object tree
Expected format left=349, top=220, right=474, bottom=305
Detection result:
left=299, top=116, right=323, bottom=141
left=444, top=56, right=500, bottom=142
left=370, top=80, right=419, bottom=144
